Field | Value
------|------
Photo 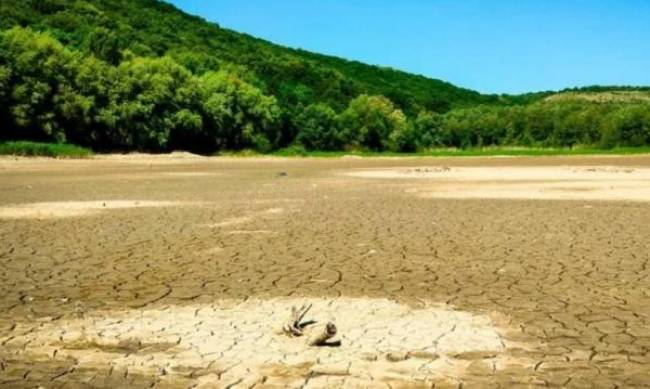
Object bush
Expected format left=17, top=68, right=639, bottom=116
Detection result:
left=273, top=144, right=308, bottom=156
left=0, top=141, right=93, bottom=157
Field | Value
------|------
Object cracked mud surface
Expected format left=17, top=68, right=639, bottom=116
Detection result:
left=1, top=155, right=650, bottom=388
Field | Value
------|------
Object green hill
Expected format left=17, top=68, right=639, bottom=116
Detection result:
left=0, top=0, right=497, bottom=114
left=0, top=0, right=649, bottom=153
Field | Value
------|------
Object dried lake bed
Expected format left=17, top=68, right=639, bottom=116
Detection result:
left=1, top=154, right=649, bottom=388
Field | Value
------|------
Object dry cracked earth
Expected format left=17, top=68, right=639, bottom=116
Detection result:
left=0, top=154, right=649, bottom=388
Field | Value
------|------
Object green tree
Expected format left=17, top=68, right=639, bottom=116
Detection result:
left=0, top=27, right=78, bottom=142
left=60, top=55, right=114, bottom=146
left=601, top=105, right=650, bottom=147
left=295, top=103, right=340, bottom=150
left=199, top=71, right=280, bottom=151
left=0, top=65, right=10, bottom=138
left=0, top=65, right=9, bottom=98
left=84, top=27, right=123, bottom=65
left=98, top=55, right=202, bottom=150
left=522, top=104, right=556, bottom=146
left=339, top=94, right=407, bottom=151
left=388, top=121, right=419, bottom=152
left=414, top=111, right=446, bottom=148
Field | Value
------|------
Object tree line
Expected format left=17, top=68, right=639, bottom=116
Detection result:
left=1, top=27, right=649, bottom=153
left=0, top=27, right=280, bottom=152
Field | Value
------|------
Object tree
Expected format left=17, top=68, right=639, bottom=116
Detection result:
left=169, top=49, right=222, bottom=75
left=0, top=27, right=78, bottom=142
left=295, top=103, right=340, bottom=150
left=414, top=111, right=446, bottom=148
left=199, top=71, right=280, bottom=151
left=84, top=27, right=123, bottom=65
left=58, top=55, right=114, bottom=146
left=0, top=65, right=9, bottom=98
left=338, top=94, right=407, bottom=151
left=601, top=105, right=650, bottom=147
left=98, top=55, right=202, bottom=150
left=388, top=121, right=419, bottom=152
left=0, top=65, right=10, bottom=138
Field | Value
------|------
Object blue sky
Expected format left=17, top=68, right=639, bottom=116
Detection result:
left=166, top=0, right=650, bottom=94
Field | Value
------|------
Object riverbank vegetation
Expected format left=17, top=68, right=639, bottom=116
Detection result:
left=0, top=141, right=93, bottom=157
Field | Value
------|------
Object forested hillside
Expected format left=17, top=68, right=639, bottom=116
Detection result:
left=1, top=0, right=649, bottom=153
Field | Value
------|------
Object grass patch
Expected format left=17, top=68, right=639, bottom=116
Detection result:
left=0, top=141, right=93, bottom=158
left=271, top=146, right=650, bottom=158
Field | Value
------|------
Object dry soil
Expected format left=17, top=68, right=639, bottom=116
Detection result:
left=1, top=154, right=649, bottom=388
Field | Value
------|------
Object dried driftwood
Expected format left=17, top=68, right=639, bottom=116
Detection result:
left=307, top=322, right=337, bottom=346
left=282, top=303, right=313, bottom=337
left=281, top=303, right=339, bottom=347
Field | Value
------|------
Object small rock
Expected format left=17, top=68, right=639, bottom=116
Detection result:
left=386, top=351, right=410, bottom=362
